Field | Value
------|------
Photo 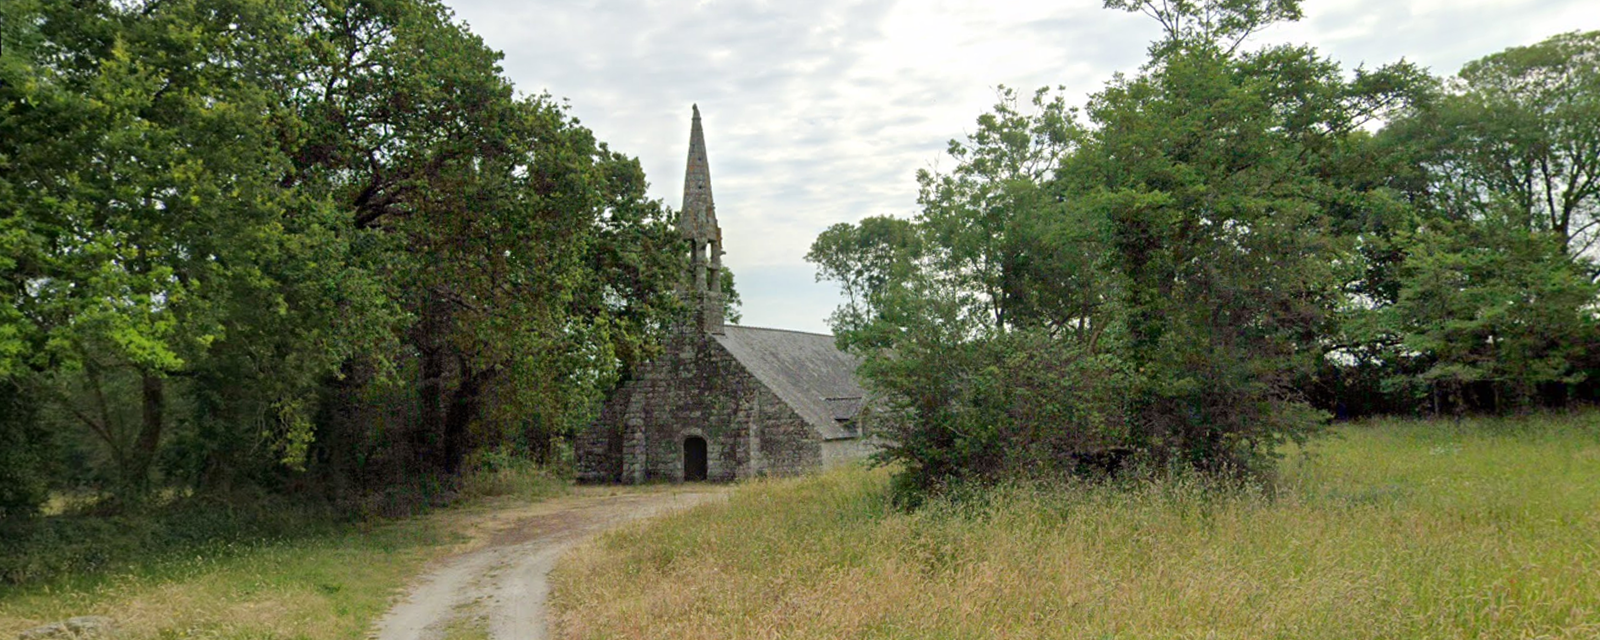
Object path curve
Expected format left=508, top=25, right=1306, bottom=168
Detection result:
left=373, top=488, right=725, bottom=640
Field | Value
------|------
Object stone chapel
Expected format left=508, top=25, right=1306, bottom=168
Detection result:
left=575, top=106, right=874, bottom=484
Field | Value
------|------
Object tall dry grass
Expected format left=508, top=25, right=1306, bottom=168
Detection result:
left=551, top=411, right=1600, bottom=639
left=0, top=521, right=445, bottom=638
left=0, top=459, right=570, bottom=639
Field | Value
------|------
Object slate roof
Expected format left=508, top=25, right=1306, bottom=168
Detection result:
left=712, top=325, right=866, bottom=440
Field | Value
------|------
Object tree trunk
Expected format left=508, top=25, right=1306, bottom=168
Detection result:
left=442, top=362, right=493, bottom=475
left=415, top=291, right=452, bottom=473
left=127, top=372, right=165, bottom=495
left=418, top=345, right=446, bottom=472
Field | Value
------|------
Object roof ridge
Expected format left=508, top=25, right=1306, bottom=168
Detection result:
left=710, top=326, right=863, bottom=439
left=721, top=324, right=836, bottom=338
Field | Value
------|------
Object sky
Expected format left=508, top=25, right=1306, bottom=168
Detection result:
left=442, top=0, right=1597, bottom=335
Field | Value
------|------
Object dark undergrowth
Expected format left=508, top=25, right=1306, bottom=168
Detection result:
left=0, top=454, right=568, bottom=590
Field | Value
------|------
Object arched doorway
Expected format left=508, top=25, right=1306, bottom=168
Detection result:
left=683, top=436, right=708, bottom=481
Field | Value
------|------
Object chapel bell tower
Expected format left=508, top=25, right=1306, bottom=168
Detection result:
left=679, top=104, right=724, bottom=334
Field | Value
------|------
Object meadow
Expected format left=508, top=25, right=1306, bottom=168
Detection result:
left=0, top=461, right=566, bottom=639
left=552, top=412, right=1600, bottom=639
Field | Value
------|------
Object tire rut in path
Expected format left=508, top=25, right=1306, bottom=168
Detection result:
left=373, top=489, right=725, bottom=640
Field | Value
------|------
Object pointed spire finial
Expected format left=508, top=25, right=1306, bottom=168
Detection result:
left=681, top=105, right=715, bottom=240
left=678, top=104, right=723, bottom=334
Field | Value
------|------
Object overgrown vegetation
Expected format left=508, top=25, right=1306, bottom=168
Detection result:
left=809, top=0, right=1600, bottom=497
left=0, top=0, right=738, bottom=520
left=6, top=0, right=1600, bottom=630
left=553, top=412, right=1600, bottom=638
left=0, top=448, right=566, bottom=589
left=0, top=457, right=567, bottom=637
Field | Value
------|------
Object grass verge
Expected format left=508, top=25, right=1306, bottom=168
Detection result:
left=551, top=411, right=1600, bottom=639
left=0, top=462, right=568, bottom=639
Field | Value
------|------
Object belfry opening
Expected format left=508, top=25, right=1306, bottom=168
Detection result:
left=680, top=104, right=724, bottom=334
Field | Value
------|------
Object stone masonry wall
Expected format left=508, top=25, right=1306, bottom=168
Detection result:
left=821, top=436, right=876, bottom=469
left=576, top=327, right=820, bottom=483
left=575, top=384, right=628, bottom=483
left=752, top=384, right=820, bottom=478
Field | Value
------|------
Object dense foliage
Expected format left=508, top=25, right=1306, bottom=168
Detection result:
left=809, top=1, right=1600, bottom=496
left=3, top=0, right=1595, bottom=518
left=0, top=0, right=712, bottom=519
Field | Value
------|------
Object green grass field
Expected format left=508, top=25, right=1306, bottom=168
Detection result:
left=1, top=523, right=445, bottom=638
left=551, top=412, right=1600, bottom=639
left=0, top=463, right=567, bottom=639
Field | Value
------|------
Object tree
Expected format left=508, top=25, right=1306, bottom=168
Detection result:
left=806, top=215, right=922, bottom=345
left=1347, top=32, right=1600, bottom=415
left=1389, top=218, right=1597, bottom=411
left=1395, top=31, right=1600, bottom=260
left=1104, top=0, right=1302, bottom=56
left=0, top=0, right=373, bottom=499
left=809, top=88, right=1131, bottom=496
left=913, top=86, right=1082, bottom=331
left=718, top=268, right=743, bottom=324
left=817, top=0, right=1434, bottom=498
left=0, top=381, right=51, bottom=519
left=257, top=0, right=693, bottom=478
left=1, top=0, right=688, bottom=506
left=1062, top=0, right=1432, bottom=472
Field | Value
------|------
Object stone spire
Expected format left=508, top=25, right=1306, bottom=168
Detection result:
left=681, top=104, right=718, bottom=241
left=679, top=104, right=723, bottom=334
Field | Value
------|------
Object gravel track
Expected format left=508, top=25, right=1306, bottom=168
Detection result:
left=372, top=489, right=725, bottom=640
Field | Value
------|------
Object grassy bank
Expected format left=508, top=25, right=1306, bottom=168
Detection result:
left=551, top=412, right=1600, bottom=638
left=0, top=463, right=567, bottom=639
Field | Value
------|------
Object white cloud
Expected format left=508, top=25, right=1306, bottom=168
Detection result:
left=442, top=0, right=1598, bottom=334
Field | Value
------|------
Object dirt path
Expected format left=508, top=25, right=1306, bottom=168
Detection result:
left=373, top=488, right=726, bottom=640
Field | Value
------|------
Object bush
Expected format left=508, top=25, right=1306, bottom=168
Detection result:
left=0, top=495, right=341, bottom=587
left=457, top=447, right=570, bottom=501
left=0, top=384, right=51, bottom=520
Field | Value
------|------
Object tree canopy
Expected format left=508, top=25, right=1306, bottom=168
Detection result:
left=809, top=3, right=1597, bottom=499
left=0, top=0, right=713, bottom=514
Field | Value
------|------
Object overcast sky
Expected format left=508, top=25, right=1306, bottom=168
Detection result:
left=443, top=0, right=1596, bottom=334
